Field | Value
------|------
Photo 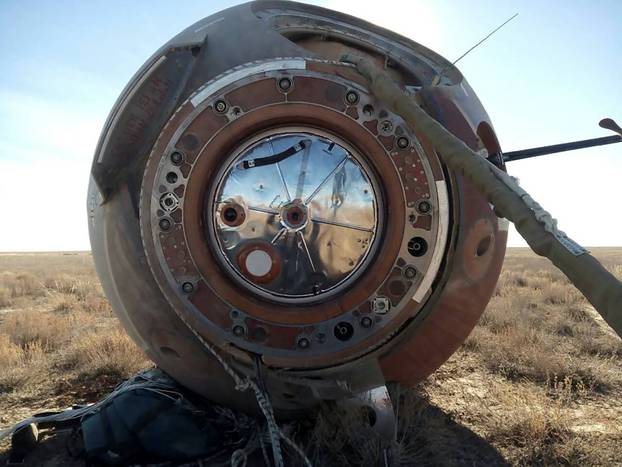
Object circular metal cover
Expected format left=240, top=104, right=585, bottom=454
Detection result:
left=209, top=129, right=382, bottom=303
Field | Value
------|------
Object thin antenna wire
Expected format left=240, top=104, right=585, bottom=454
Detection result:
left=435, top=12, right=518, bottom=84
left=452, top=12, right=518, bottom=66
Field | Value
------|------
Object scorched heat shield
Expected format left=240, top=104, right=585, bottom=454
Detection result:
left=88, top=1, right=506, bottom=416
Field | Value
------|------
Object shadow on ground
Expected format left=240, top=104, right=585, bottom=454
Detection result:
left=1, top=395, right=508, bottom=467
left=292, top=386, right=509, bottom=467
left=407, top=402, right=509, bottom=467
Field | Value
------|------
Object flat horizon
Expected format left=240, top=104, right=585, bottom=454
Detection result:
left=2, top=246, right=621, bottom=255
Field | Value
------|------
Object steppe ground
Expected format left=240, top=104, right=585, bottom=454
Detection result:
left=0, top=249, right=621, bottom=466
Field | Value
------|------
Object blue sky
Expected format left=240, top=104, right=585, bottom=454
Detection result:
left=0, top=0, right=620, bottom=251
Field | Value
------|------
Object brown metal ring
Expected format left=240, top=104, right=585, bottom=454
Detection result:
left=219, top=202, right=246, bottom=227
left=182, top=102, right=407, bottom=325
left=236, top=241, right=282, bottom=284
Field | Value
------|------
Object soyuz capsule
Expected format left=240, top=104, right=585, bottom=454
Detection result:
left=88, top=1, right=506, bottom=417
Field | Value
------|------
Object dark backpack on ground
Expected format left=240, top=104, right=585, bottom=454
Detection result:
left=6, top=369, right=259, bottom=466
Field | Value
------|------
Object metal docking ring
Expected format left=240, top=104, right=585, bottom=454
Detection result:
left=139, top=58, right=449, bottom=368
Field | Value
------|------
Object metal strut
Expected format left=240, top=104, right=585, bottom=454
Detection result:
left=501, top=118, right=622, bottom=162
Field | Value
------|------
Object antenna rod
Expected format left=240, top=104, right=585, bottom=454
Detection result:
left=434, top=13, right=518, bottom=84
left=452, top=13, right=518, bottom=66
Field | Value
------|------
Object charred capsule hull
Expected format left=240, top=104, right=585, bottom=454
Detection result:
left=88, top=1, right=506, bottom=416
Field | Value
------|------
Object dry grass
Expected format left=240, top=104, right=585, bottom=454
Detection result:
left=299, top=386, right=435, bottom=467
left=0, top=253, right=149, bottom=423
left=465, top=261, right=622, bottom=392
left=298, top=248, right=622, bottom=466
left=1, top=249, right=621, bottom=466
left=0, top=272, right=43, bottom=308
